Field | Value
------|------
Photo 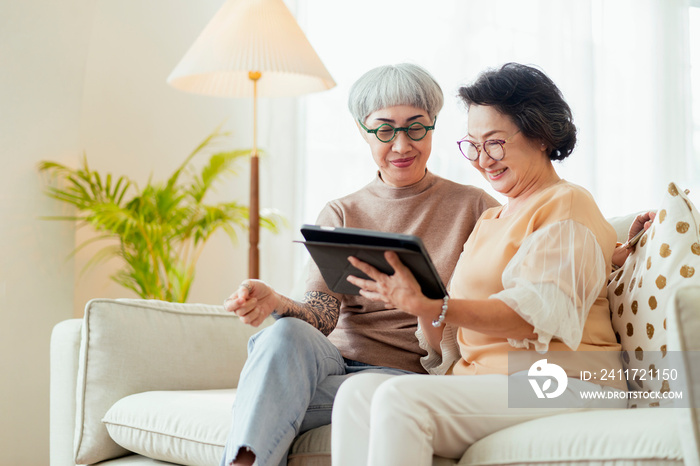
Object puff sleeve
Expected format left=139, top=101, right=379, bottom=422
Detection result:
left=493, top=219, right=607, bottom=352
left=415, top=322, right=460, bottom=375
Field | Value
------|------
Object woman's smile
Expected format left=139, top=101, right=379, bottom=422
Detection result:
left=390, top=156, right=416, bottom=168
left=486, top=167, right=507, bottom=180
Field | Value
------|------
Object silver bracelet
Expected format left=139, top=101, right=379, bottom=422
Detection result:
left=432, top=295, right=449, bottom=327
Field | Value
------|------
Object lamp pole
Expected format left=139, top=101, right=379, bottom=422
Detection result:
left=248, top=71, right=261, bottom=279
left=167, top=0, right=336, bottom=280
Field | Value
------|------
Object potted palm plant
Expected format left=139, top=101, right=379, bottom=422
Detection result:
left=38, top=128, right=281, bottom=302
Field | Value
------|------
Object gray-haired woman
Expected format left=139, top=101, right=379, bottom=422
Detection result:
left=220, top=63, right=498, bottom=466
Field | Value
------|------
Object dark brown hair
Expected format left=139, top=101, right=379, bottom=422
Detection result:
left=458, top=63, right=576, bottom=161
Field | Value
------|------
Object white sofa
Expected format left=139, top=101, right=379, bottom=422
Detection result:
left=50, top=215, right=700, bottom=466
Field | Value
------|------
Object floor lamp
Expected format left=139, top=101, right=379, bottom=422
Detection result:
left=167, top=0, right=335, bottom=279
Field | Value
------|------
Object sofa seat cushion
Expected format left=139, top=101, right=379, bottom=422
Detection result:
left=288, top=424, right=332, bottom=466
left=460, top=408, right=682, bottom=465
left=288, top=424, right=458, bottom=466
left=103, top=389, right=234, bottom=466
left=104, top=389, right=458, bottom=466
left=103, top=388, right=340, bottom=466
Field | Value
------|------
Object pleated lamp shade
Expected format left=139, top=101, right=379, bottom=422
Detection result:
left=167, top=0, right=336, bottom=97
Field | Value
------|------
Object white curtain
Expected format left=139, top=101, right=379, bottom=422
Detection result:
left=293, top=0, right=700, bottom=276
left=296, top=0, right=695, bottom=226
left=591, top=0, right=694, bottom=217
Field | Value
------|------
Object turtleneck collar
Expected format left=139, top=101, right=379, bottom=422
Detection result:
left=366, top=170, right=438, bottom=199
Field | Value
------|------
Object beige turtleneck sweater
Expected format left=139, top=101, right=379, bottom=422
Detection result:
left=305, top=170, right=499, bottom=373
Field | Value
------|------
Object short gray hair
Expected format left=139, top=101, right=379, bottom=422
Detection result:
left=348, top=63, right=444, bottom=123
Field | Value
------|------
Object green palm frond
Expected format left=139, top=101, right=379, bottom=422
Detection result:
left=188, top=149, right=251, bottom=203
left=38, top=127, right=285, bottom=302
left=68, top=232, right=115, bottom=259
left=166, top=126, right=230, bottom=190
left=78, top=244, right=122, bottom=278
left=259, top=208, right=288, bottom=234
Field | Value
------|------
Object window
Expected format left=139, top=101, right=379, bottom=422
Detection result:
left=296, top=0, right=697, bottom=225
left=690, top=5, right=700, bottom=195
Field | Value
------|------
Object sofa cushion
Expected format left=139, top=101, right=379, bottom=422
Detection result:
left=461, top=408, right=682, bottom=465
left=103, top=389, right=233, bottom=466
left=608, top=182, right=700, bottom=407
left=73, top=298, right=270, bottom=465
left=104, top=392, right=345, bottom=466
left=287, top=424, right=458, bottom=466
left=288, top=425, right=332, bottom=466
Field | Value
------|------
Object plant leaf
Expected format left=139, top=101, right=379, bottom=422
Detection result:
left=38, top=127, right=276, bottom=303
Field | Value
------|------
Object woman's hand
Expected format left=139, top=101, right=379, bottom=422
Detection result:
left=347, top=251, right=431, bottom=317
left=611, top=211, right=656, bottom=268
left=223, top=279, right=280, bottom=327
left=626, top=211, right=656, bottom=245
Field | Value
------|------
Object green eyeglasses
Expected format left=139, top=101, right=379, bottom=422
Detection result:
left=359, top=117, right=436, bottom=143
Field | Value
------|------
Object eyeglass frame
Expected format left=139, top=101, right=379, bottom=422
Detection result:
left=358, top=117, right=437, bottom=143
left=457, top=129, right=521, bottom=161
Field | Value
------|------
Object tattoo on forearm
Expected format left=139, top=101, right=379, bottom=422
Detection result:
left=278, top=291, right=340, bottom=336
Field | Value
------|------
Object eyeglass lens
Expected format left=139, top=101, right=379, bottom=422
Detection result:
left=375, top=122, right=429, bottom=142
left=461, top=140, right=505, bottom=161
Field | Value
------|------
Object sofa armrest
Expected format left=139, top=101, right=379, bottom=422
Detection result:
left=667, top=285, right=700, bottom=466
left=50, top=319, right=82, bottom=466
left=51, top=298, right=272, bottom=465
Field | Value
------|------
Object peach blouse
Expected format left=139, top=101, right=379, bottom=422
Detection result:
left=417, top=180, right=624, bottom=387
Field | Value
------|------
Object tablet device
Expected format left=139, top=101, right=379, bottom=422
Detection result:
left=299, top=224, right=447, bottom=299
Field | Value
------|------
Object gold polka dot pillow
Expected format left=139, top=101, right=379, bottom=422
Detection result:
left=608, top=182, right=700, bottom=407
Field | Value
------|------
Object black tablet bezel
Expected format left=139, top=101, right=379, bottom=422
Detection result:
left=299, top=225, right=447, bottom=299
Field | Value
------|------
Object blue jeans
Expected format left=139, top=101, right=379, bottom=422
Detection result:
left=219, top=317, right=414, bottom=466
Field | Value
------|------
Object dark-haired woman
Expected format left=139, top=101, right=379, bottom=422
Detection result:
left=330, top=63, right=628, bottom=466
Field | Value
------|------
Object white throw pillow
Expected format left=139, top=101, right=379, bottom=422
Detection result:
left=103, top=389, right=234, bottom=466
left=73, top=298, right=270, bottom=465
left=608, top=182, right=700, bottom=407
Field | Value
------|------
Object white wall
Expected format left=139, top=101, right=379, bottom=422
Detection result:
left=72, top=0, right=301, bottom=313
left=0, top=1, right=93, bottom=463
left=0, top=0, right=303, bottom=464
